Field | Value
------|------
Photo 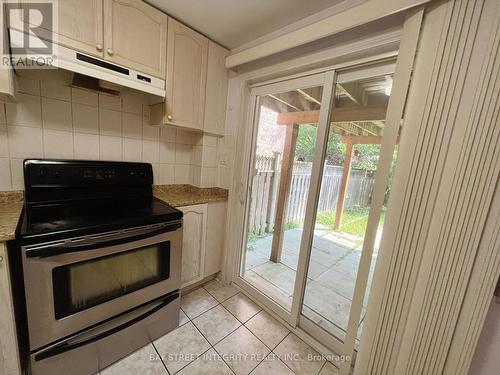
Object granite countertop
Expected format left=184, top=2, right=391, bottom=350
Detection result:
left=0, top=191, right=24, bottom=242
left=0, top=185, right=228, bottom=242
left=153, top=185, right=228, bottom=207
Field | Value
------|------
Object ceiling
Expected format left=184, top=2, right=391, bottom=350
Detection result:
left=146, top=0, right=346, bottom=49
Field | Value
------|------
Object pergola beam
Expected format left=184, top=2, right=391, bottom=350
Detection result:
left=277, top=106, right=387, bottom=125
left=296, top=88, right=321, bottom=105
left=268, top=94, right=300, bottom=111
left=341, top=135, right=383, bottom=144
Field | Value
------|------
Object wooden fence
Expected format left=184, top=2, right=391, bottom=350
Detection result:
left=248, top=154, right=375, bottom=235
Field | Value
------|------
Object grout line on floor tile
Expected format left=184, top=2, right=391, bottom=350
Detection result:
left=190, top=304, right=241, bottom=347
left=271, top=332, right=308, bottom=375
left=151, top=340, right=171, bottom=375
left=211, top=340, right=238, bottom=375
left=171, top=346, right=217, bottom=375
left=317, top=360, right=328, bottom=375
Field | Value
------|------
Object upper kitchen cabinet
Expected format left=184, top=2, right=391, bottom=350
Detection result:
left=104, top=0, right=167, bottom=78
left=18, top=0, right=104, bottom=58
left=204, top=41, right=229, bottom=136
left=57, top=0, right=104, bottom=57
left=151, top=17, right=208, bottom=131
left=0, top=0, right=15, bottom=102
left=0, top=66, right=15, bottom=102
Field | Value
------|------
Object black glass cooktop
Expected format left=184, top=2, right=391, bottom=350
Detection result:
left=19, top=197, right=182, bottom=243
left=18, top=159, right=183, bottom=244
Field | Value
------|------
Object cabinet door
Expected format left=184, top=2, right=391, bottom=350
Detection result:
left=19, top=0, right=104, bottom=57
left=166, top=17, right=208, bottom=131
left=205, top=202, right=227, bottom=277
left=0, top=243, right=21, bottom=375
left=0, top=3, right=15, bottom=102
left=104, top=0, right=167, bottom=78
left=58, top=0, right=104, bottom=57
left=204, top=41, right=229, bottom=136
left=179, top=204, right=207, bottom=288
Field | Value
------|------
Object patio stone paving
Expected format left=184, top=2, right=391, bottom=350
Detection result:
left=243, top=227, right=378, bottom=340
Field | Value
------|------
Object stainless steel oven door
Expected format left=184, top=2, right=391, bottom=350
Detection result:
left=22, top=221, right=182, bottom=350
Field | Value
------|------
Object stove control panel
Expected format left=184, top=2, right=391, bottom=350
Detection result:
left=24, top=160, right=153, bottom=188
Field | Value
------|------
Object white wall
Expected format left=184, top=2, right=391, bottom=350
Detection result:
left=0, top=69, right=234, bottom=190
left=468, top=298, right=500, bottom=375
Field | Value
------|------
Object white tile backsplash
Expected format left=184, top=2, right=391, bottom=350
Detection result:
left=99, top=109, right=122, bottom=136
left=175, top=144, right=191, bottom=165
left=201, top=146, right=217, bottom=168
left=0, top=158, right=11, bottom=190
left=0, top=126, right=8, bottom=158
left=174, top=165, right=191, bottom=184
left=122, top=92, right=143, bottom=115
left=100, top=136, right=122, bottom=161
left=73, top=103, right=99, bottom=134
left=0, top=105, right=5, bottom=124
left=122, top=113, right=142, bottom=138
left=42, top=97, right=72, bottom=131
left=6, top=93, right=42, bottom=127
left=43, top=129, right=74, bottom=158
left=122, top=138, right=142, bottom=162
left=74, top=133, right=99, bottom=160
left=201, top=167, right=217, bottom=187
left=142, top=122, right=160, bottom=140
left=99, top=93, right=121, bottom=111
left=41, top=81, right=71, bottom=101
left=159, top=142, right=175, bottom=164
left=160, top=126, right=176, bottom=142
left=10, top=158, right=24, bottom=190
left=16, top=77, right=40, bottom=96
left=0, top=69, right=234, bottom=190
left=159, top=164, right=175, bottom=184
left=142, top=140, right=160, bottom=163
left=72, top=88, right=98, bottom=106
left=7, top=126, right=43, bottom=158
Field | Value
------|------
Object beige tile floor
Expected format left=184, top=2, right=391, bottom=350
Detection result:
left=100, top=279, right=339, bottom=375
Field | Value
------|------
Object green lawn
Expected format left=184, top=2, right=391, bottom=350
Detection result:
left=316, top=206, right=385, bottom=238
left=248, top=206, right=385, bottom=241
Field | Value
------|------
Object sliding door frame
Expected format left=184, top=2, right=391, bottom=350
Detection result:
left=233, top=72, right=336, bottom=326
left=226, top=6, right=424, bottom=368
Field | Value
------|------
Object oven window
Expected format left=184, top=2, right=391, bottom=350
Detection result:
left=52, top=242, right=170, bottom=319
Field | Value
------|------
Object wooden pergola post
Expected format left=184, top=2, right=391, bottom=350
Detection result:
left=270, top=123, right=299, bottom=263
left=334, top=141, right=354, bottom=230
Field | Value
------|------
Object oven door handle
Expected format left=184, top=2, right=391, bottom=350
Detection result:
left=34, top=292, right=179, bottom=362
left=26, top=222, right=182, bottom=258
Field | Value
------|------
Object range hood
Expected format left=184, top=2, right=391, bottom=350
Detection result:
left=8, top=28, right=165, bottom=97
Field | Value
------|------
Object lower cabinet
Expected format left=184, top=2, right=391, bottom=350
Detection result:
left=179, top=202, right=227, bottom=288
left=179, top=204, right=207, bottom=288
left=0, top=242, right=21, bottom=375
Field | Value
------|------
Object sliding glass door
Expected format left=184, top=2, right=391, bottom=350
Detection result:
left=236, top=60, right=404, bottom=360
left=299, top=68, right=398, bottom=349
left=240, top=73, right=331, bottom=314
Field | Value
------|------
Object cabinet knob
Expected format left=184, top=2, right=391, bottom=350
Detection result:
left=107, top=48, right=114, bottom=56
left=167, top=115, right=173, bottom=121
left=96, top=43, right=103, bottom=51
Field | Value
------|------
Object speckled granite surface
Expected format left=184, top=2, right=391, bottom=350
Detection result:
left=0, top=191, right=24, bottom=242
left=153, top=185, right=228, bottom=207
left=0, top=185, right=228, bottom=241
